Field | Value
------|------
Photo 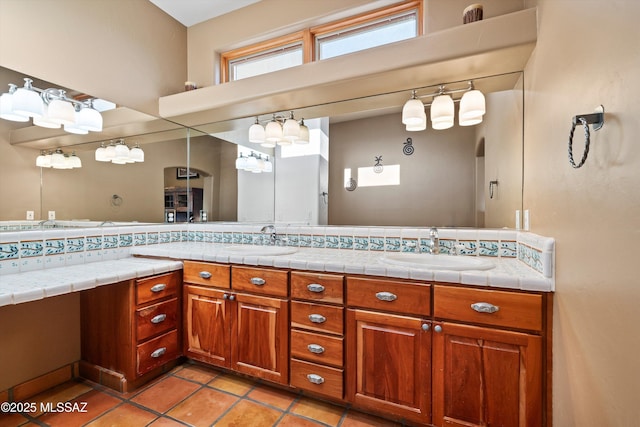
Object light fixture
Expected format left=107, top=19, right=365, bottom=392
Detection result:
left=296, top=118, right=310, bottom=144
left=265, top=114, right=283, bottom=143
left=402, top=82, right=486, bottom=131
left=248, top=117, right=265, bottom=143
left=248, top=111, right=307, bottom=146
left=0, top=77, right=105, bottom=134
left=235, top=151, right=273, bottom=173
left=282, top=111, right=300, bottom=143
left=35, top=149, right=81, bottom=169
left=94, top=139, right=144, bottom=164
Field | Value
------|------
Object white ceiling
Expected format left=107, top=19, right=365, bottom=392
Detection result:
left=148, top=0, right=262, bottom=27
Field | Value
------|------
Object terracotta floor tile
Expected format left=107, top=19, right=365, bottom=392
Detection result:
left=173, top=364, right=219, bottom=384
left=208, top=374, right=255, bottom=396
left=213, top=400, right=282, bottom=427
left=0, top=412, right=30, bottom=427
left=341, top=410, right=403, bottom=426
left=147, top=416, right=186, bottom=427
left=38, top=389, right=121, bottom=427
left=131, top=376, right=200, bottom=414
left=84, top=403, right=157, bottom=427
left=166, top=387, right=238, bottom=427
left=25, top=381, right=93, bottom=417
left=247, top=384, right=298, bottom=411
left=276, top=413, right=327, bottom=427
left=290, top=396, right=345, bottom=427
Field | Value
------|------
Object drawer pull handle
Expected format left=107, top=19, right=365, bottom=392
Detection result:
left=307, top=374, right=325, bottom=385
left=150, top=284, right=166, bottom=293
left=307, top=344, right=325, bottom=354
left=199, top=271, right=212, bottom=279
left=150, top=347, right=167, bottom=358
left=151, top=314, right=167, bottom=324
left=307, top=283, right=325, bottom=293
left=250, top=277, right=266, bottom=286
left=375, top=291, right=397, bottom=302
left=471, top=302, right=500, bottom=314
left=309, top=314, right=326, bottom=324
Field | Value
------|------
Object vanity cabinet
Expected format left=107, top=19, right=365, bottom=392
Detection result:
left=431, top=285, right=545, bottom=427
left=183, top=262, right=289, bottom=385
left=80, top=271, right=182, bottom=391
left=289, top=272, right=345, bottom=400
left=345, top=277, right=432, bottom=425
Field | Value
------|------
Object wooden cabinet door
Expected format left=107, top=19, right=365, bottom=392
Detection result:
left=231, top=293, right=289, bottom=385
left=432, top=322, right=542, bottom=427
left=346, top=309, right=431, bottom=425
left=183, top=285, right=231, bottom=368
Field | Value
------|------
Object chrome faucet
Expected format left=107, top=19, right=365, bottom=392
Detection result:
left=260, top=225, right=277, bottom=245
left=38, top=219, right=56, bottom=229
left=428, top=227, right=440, bottom=254
left=99, top=221, right=115, bottom=227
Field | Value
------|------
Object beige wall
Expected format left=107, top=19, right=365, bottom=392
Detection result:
left=523, top=1, right=640, bottom=425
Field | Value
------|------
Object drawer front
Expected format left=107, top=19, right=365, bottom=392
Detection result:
left=291, top=301, right=344, bottom=335
left=291, top=272, right=344, bottom=304
left=346, top=277, right=431, bottom=316
left=136, top=329, right=180, bottom=375
left=136, top=298, right=178, bottom=342
left=183, top=261, right=230, bottom=289
left=434, top=285, right=543, bottom=331
left=136, top=271, right=181, bottom=305
left=232, top=266, right=288, bottom=297
left=291, top=329, right=343, bottom=368
left=290, top=359, right=343, bottom=400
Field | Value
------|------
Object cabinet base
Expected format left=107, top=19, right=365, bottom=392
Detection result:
left=79, top=358, right=184, bottom=393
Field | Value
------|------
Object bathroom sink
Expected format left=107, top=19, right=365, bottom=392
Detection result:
left=381, top=253, right=495, bottom=271
left=220, top=245, right=297, bottom=256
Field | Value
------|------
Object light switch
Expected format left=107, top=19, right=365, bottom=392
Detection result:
left=26, top=211, right=34, bottom=220
left=48, top=211, right=56, bottom=220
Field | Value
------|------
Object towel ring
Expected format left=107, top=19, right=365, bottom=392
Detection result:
left=568, top=105, right=604, bottom=169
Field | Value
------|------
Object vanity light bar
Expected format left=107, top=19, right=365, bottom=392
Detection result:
left=36, top=149, right=82, bottom=169
left=248, top=111, right=310, bottom=147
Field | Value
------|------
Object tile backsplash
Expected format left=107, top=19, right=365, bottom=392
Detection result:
left=0, top=223, right=554, bottom=278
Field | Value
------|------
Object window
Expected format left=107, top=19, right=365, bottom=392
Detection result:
left=220, top=1, right=422, bottom=83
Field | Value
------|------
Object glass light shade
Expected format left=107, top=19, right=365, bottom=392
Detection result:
left=253, top=156, right=265, bottom=173
left=406, top=114, right=427, bottom=131
left=265, top=120, right=282, bottom=142
left=50, top=151, right=65, bottom=169
left=260, top=141, right=276, bottom=148
left=295, top=123, right=310, bottom=144
left=41, top=153, right=52, bottom=168
left=459, top=89, right=485, bottom=119
left=111, top=158, right=128, bottom=165
left=12, top=86, right=44, bottom=119
left=33, top=104, right=62, bottom=129
left=129, top=146, right=144, bottom=162
left=263, top=158, right=273, bottom=173
left=276, top=138, right=291, bottom=146
left=47, top=97, right=76, bottom=125
left=35, top=152, right=49, bottom=167
left=76, top=106, right=103, bottom=131
left=70, top=154, right=82, bottom=168
left=95, top=145, right=109, bottom=161
left=431, top=117, right=454, bottom=130
left=282, top=118, right=300, bottom=141
left=104, top=144, right=116, bottom=160
left=459, top=114, right=483, bottom=126
left=0, top=92, right=29, bottom=122
left=63, top=122, right=89, bottom=134
left=245, top=155, right=258, bottom=171
left=235, top=155, right=248, bottom=169
left=430, top=94, right=454, bottom=123
left=402, top=98, right=425, bottom=125
left=114, top=143, right=130, bottom=162
left=248, top=122, right=265, bottom=143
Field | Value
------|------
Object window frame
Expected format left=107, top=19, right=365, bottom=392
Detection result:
left=219, top=1, right=422, bottom=83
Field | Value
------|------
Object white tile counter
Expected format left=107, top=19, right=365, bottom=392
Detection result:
left=0, top=257, right=183, bottom=307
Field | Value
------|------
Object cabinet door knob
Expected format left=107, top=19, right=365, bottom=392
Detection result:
left=150, top=347, right=167, bottom=358
left=307, top=283, right=325, bottom=293
left=434, top=325, right=443, bottom=333
left=223, top=294, right=229, bottom=300
left=250, top=277, right=266, bottom=286
left=150, top=283, right=166, bottom=293
left=307, top=374, right=325, bottom=385
left=471, top=302, right=500, bottom=314
left=308, top=314, right=327, bottom=324
left=375, top=291, right=397, bottom=302
left=228, top=294, right=236, bottom=301
left=151, top=314, right=167, bottom=324
left=199, top=271, right=212, bottom=279
left=307, top=344, right=325, bottom=354
left=421, top=323, right=430, bottom=331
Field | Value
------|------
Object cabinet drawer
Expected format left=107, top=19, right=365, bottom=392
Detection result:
left=346, top=277, right=431, bottom=316
left=183, top=261, right=230, bottom=289
left=291, top=301, right=344, bottom=335
left=291, top=272, right=344, bottom=304
left=291, top=329, right=343, bottom=368
left=136, top=271, right=180, bottom=305
left=232, top=266, right=288, bottom=297
left=136, top=329, right=180, bottom=375
left=434, top=285, right=543, bottom=331
left=136, top=298, right=178, bottom=342
left=290, top=359, right=343, bottom=400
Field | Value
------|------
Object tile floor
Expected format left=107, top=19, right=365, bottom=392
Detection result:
left=0, top=363, right=403, bottom=427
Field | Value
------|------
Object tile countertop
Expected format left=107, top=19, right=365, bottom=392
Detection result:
left=131, top=242, right=553, bottom=292
left=0, top=257, right=183, bottom=307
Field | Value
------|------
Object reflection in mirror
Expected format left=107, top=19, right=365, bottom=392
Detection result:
left=201, top=72, right=523, bottom=228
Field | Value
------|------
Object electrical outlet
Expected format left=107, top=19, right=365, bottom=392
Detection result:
left=515, top=210, right=521, bottom=230
left=48, top=211, right=56, bottom=220
left=524, top=209, right=530, bottom=231
left=26, top=211, right=34, bottom=220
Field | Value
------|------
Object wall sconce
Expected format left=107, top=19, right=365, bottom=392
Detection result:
left=248, top=111, right=309, bottom=147
left=401, top=81, right=486, bottom=131
left=95, top=139, right=144, bottom=164
left=0, top=78, right=104, bottom=133
left=36, top=149, right=82, bottom=169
